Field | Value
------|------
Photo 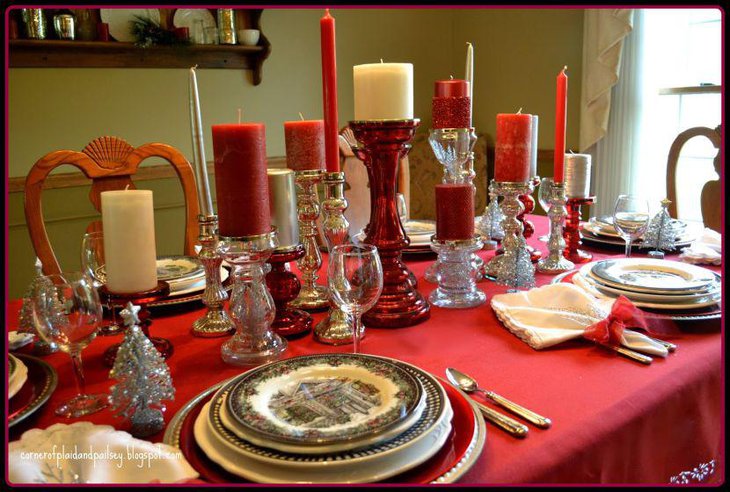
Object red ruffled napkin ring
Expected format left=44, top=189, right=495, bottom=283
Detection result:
left=583, top=295, right=649, bottom=345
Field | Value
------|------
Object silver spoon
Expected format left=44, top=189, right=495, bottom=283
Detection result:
left=447, top=367, right=552, bottom=429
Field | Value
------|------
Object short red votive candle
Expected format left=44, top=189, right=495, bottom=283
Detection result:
left=212, top=123, right=272, bottom=237
left=432, top=79, right=471, bottom=129
left=174, top=27, right=189, bottom=41
left=284, top=120, right=325, bottom=171
left=96, top=22, right=110, bottom=41
left=435, top=183, right=474, bottom=241
left=494, top=113, right=533, bottom=183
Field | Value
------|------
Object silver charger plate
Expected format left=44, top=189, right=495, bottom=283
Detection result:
left=590, top=258, right=718, bottom=293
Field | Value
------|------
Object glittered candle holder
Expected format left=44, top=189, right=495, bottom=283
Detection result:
left=429, top=235, right=486, bottom=309
left=495, top=178, right=542, bottom=263
left=485, top=181, right=535, bottom=289
left=564, top=196, right=595, bottom=264
left=289, top=170, right=330, bottom=311
left=217, top=229, right=287, bottom=366
left=192, top=214, right=235, bottom=338
left=315, top=171, right=358, bottom=345
left=99, top=281, right=172, bottom=367
left=537, top=181, right=575, bottom=274
left=349, top=119, right=430, bottom=328
left=265, top=244, right=312, bottom=338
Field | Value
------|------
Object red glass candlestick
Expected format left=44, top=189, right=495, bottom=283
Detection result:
left=564, top=196, right=595, bottom=264
left=99, top=281, right=173, bottom=367
left=265, top=244, right=313, bottom=338
left=349, top=119, right=430, bottom=328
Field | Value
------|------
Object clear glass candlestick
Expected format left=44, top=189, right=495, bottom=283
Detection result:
left=536, top=181, right=575, bottom=274
left=429, top=236, right=486, bottom=309
left=218, top=229, right=287, bottom=366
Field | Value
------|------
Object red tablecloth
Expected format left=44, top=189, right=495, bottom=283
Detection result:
left=6, top=216, right=724, bottom=484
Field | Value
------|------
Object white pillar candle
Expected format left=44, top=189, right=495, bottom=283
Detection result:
left=353, top=62, right=413, bottom=120
left=530, top=115, right=539, bottom=178
left=101, top=189, right=158, bottom=293
left=267, top=169, right=299, bottom=249
left=564, top=153, right=592, bottom=198
left=465, top=42, right=474, bottom=127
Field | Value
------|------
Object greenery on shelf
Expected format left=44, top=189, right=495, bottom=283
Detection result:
left=131, top=16, right=190, bottom=48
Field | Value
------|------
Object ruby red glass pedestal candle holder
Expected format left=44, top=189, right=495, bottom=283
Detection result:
left=563, top=196, right=595, bottom=264
left=99, top=281, right=173, bottom=367
left=265, top=244, right=313, bottom=338
left=349, top=119, right=430, bottom=328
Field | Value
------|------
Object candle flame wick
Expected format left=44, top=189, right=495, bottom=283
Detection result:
left=125, top=184, right=130, bottom=191
left=517, top=107, right=523, bottom=114
left=192, top=64, right=198, bottom=71
left=450, top=75, right=454, bottom=80
left=299, top=112, right=305, bottom=121
left=562, top=65, right=568, bottom=73
left=238, top=108, right=242, bottom=124
left=569, top=149, right=575, bottom=154
left=380, top=58, right=384, bottom=63
left=466, top=41, right=472, bottom=47
left=325, top=8, right=329, bottom=15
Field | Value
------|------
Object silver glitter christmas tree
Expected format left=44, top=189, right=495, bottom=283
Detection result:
left=477, top=180, right=505, bottom=242
left=109, top=302, right=175, bottom=437
left=495, top=237, right=536, bottom=290
left=19, top=258, right=59, bottom=355
left=641, top=199, right=677, bottom=259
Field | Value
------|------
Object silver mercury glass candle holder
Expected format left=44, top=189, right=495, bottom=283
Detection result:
left=289, top=170, right=330, bottom=311
left=191, top=214, right=235, bottom=337
left=429, top=235, right=486, bottom=308
left=425, top=127, right=480, bottom=283
left=485, top=181, right=536, bottom=289
left=314, top=171, right=357, bottom=345
left=218, top=228, right=287, bottom=366
left=536, top=181, right=575, bottom=274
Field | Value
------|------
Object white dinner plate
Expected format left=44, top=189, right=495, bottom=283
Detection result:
left=100, top=9, right=161, bottom=42
left=173, top=8, right=216, bottom=33
left=590, top=258, right=717, bottom=293
left=167, top=267, right=228, bottom=296
left=8, top=354, right=29, bottom=399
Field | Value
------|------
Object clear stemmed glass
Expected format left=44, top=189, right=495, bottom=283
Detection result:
left=80, top=231, right=121, bottom=336
left=328, top=244, right=383, bottom=354
left=31, top=271, right=108, bottom=417
left=537, top=177, right=553, bottom=241
left=613, top=195, right=650, bottom=258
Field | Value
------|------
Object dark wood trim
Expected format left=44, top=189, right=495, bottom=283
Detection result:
left=8, top=156, right=288, bottom=193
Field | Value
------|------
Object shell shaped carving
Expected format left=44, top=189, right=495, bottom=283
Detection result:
left=82, top=137, right=135, bottom=170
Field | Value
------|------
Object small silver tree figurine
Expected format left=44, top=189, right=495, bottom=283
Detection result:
left=109, top=302, right=175, bottom=437
left=641, top=199, right=677, bottom=259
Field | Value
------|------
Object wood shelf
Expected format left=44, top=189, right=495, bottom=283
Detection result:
left=8, top=9, right=271, bottom=85
left=658, top=85, right=722, bottom=96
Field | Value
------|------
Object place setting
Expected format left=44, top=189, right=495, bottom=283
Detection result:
left=8, top=352, right=59, bottom=429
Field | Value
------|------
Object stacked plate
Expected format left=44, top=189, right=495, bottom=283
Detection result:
left=581, top=215, right=696, bottom=249
left=191, top=353, right=455, bottom=483
left=8, top=354, right=29, bottom=399
left=571, top=258, right=721, bottom=311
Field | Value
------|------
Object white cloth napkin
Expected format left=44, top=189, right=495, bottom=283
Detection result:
left=491, top=283, right=668, bottom=357
left=8, top=422, right=199, bottom=483
left=679, top=228, right=721, bottom=265
left=9, top=330, right=34, bottom=350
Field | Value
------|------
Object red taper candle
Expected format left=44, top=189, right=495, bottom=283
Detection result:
left=320, top=9, right=340, bottom=173
left=284, top=119, right=325, bottom=171
left=494, top=113, right=533, bottom=183
left=554, top=66, right=568, bottom=183
left=432, top=79, right=471, bottom=129
left=435, top=183, right=474, bottom=240
left=212, top=123, right=271, bottom=237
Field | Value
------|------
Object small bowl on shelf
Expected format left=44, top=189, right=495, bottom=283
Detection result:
left=237, top=28, right=260, bottom=46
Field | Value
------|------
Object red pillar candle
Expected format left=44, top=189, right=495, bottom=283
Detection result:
left=284, top=120, right=325, bottom=171
left=554, top=66, right=568, bottom=183
left=432, top=79, right=471, bottom=129
left=494, top=113, right=533, bottom=183
left=212, top=123, right=271, bottom=237
left=320, top=9, right=340, bottom=173
left=435, top=183, right=474, bottom=240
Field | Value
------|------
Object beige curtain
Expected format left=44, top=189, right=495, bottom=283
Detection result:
left=579, top=9, right=634, bottom=152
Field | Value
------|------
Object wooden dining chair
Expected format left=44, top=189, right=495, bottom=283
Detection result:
left=24, top=136, right=200, bottom=275
left=665, top=125, right=721, bottom=232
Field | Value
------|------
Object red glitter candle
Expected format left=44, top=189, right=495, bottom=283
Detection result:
left=284, top=120, right=325, bottom=171
left=435, top=183, right=474, bottom=240
left=494, top=113, right=532, bottom=183
left=212, top=123, right=271, bottom=237
left=432, top=79, right=471, bottom=129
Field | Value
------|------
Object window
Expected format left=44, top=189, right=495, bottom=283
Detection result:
left=633, top=8, right=721, bottom=222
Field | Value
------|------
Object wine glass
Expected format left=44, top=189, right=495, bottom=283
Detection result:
left=328, top=244, right=383, bottom=353
left=31, top=271, right=108, bottom=417
left=537, top=177, right=553, bottom=241
left=81, top=231, right=121, bottom=336
left=613, top=195, right=650, bottom=258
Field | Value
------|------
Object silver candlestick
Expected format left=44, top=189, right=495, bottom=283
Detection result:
left=314, top=171, right=356, bottom=345
left=289, top=170, right=329, bottom=311
left=485, top=181, right=535, bottom=289
left=192, top=215, right=235, bottom=337
left=536, top=181, right=575, bottom=274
